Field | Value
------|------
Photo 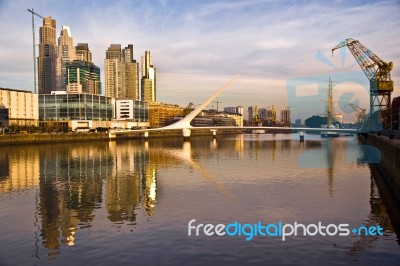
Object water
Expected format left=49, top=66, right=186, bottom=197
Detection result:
left=0, top=134, right=399, bottom=265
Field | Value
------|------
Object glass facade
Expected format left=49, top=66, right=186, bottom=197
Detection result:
left=66, top=61, right=101, bottom=95
left=39, top=94, right=113, bottom=121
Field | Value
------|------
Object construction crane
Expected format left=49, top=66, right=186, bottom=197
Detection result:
left=27, top=8, right=43, bottom=94
left=214, top=101, right=222, bottom=112
left=332, top=38, right=394, bottom=129
left=182, top=102, right=196, bottom=116
left=347, top=103, right=366, bottom=124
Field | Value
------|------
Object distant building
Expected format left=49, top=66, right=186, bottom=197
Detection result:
left=281, top=108, right=291, bottom=126
left=197, top=110, right=243, bottom=127
left=248, top=106, right=258, bottom=122
left=66, top=60, right=101, bottom=95
left=38, top=16, right=57, bottom=94
left=141, top=51, right=156, bottom=102
left=294, top=118, right=304, bottom=127
left=114, top=99, right=148, bottom=123
left=212, top=116, right=237, bottom=127
left=148, top=102, right=183, bottom=128
left=224, top=106, right=244, bottom=116
left=0, top=88, right=39, bottom=126
left=258, top=108, right=267, bottom=120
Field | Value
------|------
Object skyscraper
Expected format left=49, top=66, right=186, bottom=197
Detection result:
left=38, top=16, right=57, bottom=94
left=104, top=44, right=139, bottom=100
left=141, top=51, right=156, bottom=102
left=105, top=44, right=123, bottom=99
left=56, top=26, right=75, bottom=91
left=123, top=45, right=140, bottom=100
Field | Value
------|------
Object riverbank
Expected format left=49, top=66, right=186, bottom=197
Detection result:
left=0, top=129, right=243, bottom=146
left=0, top=132, right=110, bottom=145
left=359, top=133, right=400, bottom=202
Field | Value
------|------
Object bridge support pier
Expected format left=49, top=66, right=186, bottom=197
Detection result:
left=108, top=131, right=116, bottom=140
left=182, top=128, right=191, bottom=140
left=210, top=129, right=217, bottom=139
left=144, top=131, right=149, bottom=138
left=299, top=131, right=304, bottom=142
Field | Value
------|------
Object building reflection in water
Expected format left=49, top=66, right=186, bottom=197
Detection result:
left=0, top=147, right=40, bottom=193
left=38, top=143, right=113, bottom=256
left=0, top=141, right=163, bottom=259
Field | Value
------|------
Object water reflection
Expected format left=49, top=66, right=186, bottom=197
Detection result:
left=0, top=147, right=40, bottom=192
left=0, top=134, right=399, bottom=264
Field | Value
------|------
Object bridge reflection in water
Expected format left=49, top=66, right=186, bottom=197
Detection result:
left=0, top=134, right=398, bottom=264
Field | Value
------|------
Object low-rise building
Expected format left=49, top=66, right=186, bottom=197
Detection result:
left=148, top=102, right=184, bottom=128
left=0, top=87, right=39, bottom=126
left=39, top=93, right=113, bottom=130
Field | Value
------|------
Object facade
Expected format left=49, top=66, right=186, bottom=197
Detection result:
left=212, top=116, right=237, bottom=126
left=38, top=16, right=57, bottom=94
left=224, top=106, right=244, bottom=116
left=114, top=99, right=148, bottom=122
left=148, top=102, right=183, bottom=128
left=0, top=88, right=39, bottom=126
left=281, top=108, right=291, bottom=126
left=123, top=45, right=140, bottom=100
left=248, top=106, right=258, bottom=122
left=141, top=51, right=156, bottom=102
left=75, top=43, right=92, bottom=63
left=39, top=93, right=113, bottom=126
left=56, top=26, right=76, bottom=91
left=294, top=118, right=304, bottom=127
left=104, top=44, right=139, bottom=100
left=0, top=107, right=8, bottom=128
left=392, top=96, right=400, bottom=130
left=66, top=61, right=101, bottom=95
left=221, top=113, right=243, bottom=127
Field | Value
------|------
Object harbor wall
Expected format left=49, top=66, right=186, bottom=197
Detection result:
left=0, top=129, right=242, bottom=146
left=359, top=133, right=400, bottom=202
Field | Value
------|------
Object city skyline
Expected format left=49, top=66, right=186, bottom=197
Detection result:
left=0, top=0, right=399, bottom=119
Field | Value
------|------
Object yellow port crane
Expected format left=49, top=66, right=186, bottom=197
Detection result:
left=347, top=103, right=366, bottom=124
left=332, top=38, right=394, bottom=128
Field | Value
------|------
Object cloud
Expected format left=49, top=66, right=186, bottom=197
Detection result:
left=256, top=39, right=294, bottom=50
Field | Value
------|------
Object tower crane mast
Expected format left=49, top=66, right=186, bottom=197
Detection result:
left=332, top=38, right=394, bottom=128
left=27, top=8, right=43, bottom=94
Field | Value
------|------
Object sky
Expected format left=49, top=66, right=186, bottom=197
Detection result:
left=0, top=0, right=399, bottom=121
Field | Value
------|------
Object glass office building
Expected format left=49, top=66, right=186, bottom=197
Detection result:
left=39, top=93, right=113, bottom=121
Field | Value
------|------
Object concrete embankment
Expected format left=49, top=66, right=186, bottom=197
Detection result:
left=0, top=132, right=110, bottom=145
left=0, top=129, right=242, bottom=146
left=359, top=133, right=400, bottom=202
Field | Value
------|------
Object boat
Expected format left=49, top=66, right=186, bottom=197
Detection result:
left=252, top=129, right=266, bottom=134
left=321, top=125, right=339, bottom=138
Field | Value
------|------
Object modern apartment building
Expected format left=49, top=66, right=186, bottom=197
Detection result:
left=104, top=44, right=139, bottom=100
left=66, top=60, right=101, bottom=95
left=56, top=26, right=76, bottom=91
